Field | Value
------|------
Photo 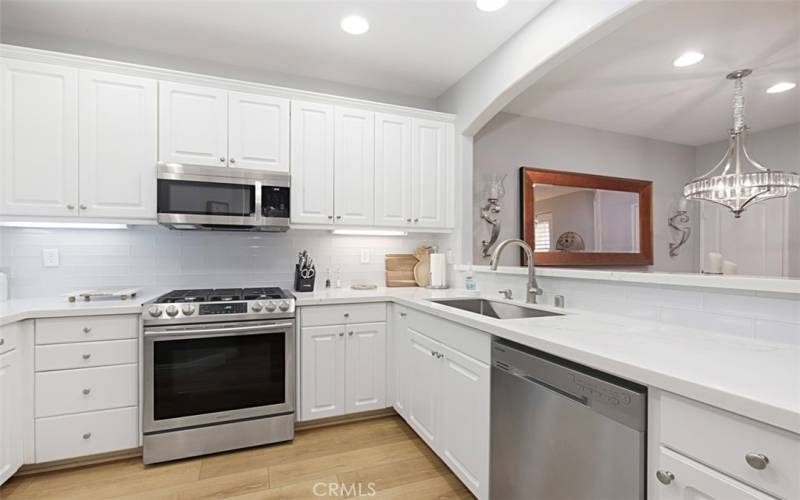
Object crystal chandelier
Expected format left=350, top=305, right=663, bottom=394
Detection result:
left=683, top=69, right=800, bottom=218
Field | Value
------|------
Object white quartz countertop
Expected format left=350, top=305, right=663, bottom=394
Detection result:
left=3, top=286, right=798, bottom=434
left=296, top=287, right=800, bottom=435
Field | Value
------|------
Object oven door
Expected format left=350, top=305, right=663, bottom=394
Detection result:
left=143, top=320, right=295, bottom=433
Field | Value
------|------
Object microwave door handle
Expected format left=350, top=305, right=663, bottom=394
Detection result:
left=145, top=322, right=294, bottom=339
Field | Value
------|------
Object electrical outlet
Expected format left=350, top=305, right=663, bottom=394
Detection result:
left=42, top=248, right=60, bottom=267
left=360, top=249, right=370, bottom=264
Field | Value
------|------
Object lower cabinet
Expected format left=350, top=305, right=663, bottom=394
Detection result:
left=299, top=304, right=387, bottom=421
left=397, top=310, right=490, bottom=500
left=35, top=407, right=138, bottom=463
left=0, top=348, right=23, bottom=485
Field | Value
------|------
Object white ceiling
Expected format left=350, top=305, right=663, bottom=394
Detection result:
left=504, top=1, right=800, bottom=146
left=0, top=0, right=552, bottom=100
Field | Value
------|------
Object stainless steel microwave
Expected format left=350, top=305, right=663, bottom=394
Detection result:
left=157, top=163, right=290, bottom=231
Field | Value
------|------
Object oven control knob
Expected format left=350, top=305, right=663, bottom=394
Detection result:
left=166, top=305, right=179, bottom=317
left=264, top=301, right=277, bottom=312
left=181, top=304, right=195, bottom=316
left=252, top=301, right=264, bottom=312
left=148, top=305, right=163, bottom=317
left=278, top=300, right=290, bottom=312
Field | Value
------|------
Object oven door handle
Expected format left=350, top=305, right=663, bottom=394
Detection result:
left=144, top=322, right=293, bottom=339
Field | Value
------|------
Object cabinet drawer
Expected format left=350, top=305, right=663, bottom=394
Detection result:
left=36, top=364, right=137, bottom=417
left=660, top=392, right=799, bottom=499
left=302, top=303, right=386, bottom=327
left=407, top=309, right=490, bottom=364
left=35, top=407, right=138, bottom=463
left=36, top=315, right=138, bottom=345
left=36, top=339, right=137, bottom=372
left=0, top=321, right=22, bottom=354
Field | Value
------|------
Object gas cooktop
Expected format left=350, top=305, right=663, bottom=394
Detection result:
left=144, top=287, right=295, bottom=325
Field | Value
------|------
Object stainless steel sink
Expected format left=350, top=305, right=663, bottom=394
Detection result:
left=428, top=298, right=563, bottom=319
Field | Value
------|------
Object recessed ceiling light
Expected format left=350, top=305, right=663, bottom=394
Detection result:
left=476, top=0, right=508, bottom=12
left=673, top=51, right=704, bottom=67
left=341, top=15, right=369, bottom=35
left=766, top=82, right=797, bottom=94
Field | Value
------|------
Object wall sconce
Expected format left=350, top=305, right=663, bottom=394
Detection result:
left=668, top=198, right=691, bottom=258
left=480, top=174, right=506, bottom=258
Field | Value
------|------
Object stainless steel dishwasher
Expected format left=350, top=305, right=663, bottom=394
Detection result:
left=490, top=338, right=646, bottom=500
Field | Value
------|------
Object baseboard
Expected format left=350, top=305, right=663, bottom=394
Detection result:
left=15, top=408, right=398, bottom=477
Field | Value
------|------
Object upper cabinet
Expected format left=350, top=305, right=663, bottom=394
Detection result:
left=1, top=59, right=79, bottom=217
left=0, top=59, right=157, bottom=221
left=159, top=82, right=290, bottom=171
left=334, top=107, right=375, bottom=226
left=374, top=113, right=412, bottom=227
left=158, top=82, right=227, bottom=168
left=290, top=101, right=335, bottom=224
left=411, top=119, right=452, bottom=228
left=79, top=70, right=157, bottom=219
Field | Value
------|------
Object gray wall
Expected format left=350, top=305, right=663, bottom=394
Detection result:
left=473, top=113, right=698, bottom=270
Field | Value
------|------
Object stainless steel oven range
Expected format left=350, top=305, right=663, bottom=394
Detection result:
left=142, top=287, right=295, bottom=464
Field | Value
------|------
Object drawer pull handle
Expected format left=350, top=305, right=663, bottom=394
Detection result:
left=745, top=453, right=769, bottom=470
left=0, top=338, right=4, bottom=346
left=83, top=433, right=92, bottom=440
left=82, top=388, right=92, bottom=395
left=399, top=312, right=407, bottom=317
left=83, top=327, right=92, bottom=334
left=656, top=470, right=674, bottom=485
left=82, top=353, right=91, bottom=360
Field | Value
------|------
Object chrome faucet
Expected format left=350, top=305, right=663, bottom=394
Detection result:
left=489, top=239, right=543, bottom=304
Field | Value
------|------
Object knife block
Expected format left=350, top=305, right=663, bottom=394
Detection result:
left=294, top=265, right=315, bottom=292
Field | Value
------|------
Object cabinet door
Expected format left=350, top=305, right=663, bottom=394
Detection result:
left=345, top=322, right=386, bottom=413
left=158, top=81, right=227, bottom=167
left=290, top=101, right=335, bottom=225
left=406, top=328, right=442, bottom=450
left=0, top=59, right=78, bottom=217
left=653, top=447, right=772, bottom=500
left=411, top=119, right=449, bottom=228
left=228, top=92, right=289, bottom=172
left=374, top=113, right=412, bottom=227
left=390, top=306, right=409, bottom=417
left=334, top=107, right=374, bottom=226
left=439, top=343, right=490, bottom=500
left=300, top=325, right=345, bottom=420
left=79, top=70, right=157, bottom=220
left=0, top=349, right=22, bottom=485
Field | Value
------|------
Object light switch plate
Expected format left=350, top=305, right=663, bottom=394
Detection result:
left=42, top=248, right=60, bottom=267
left=360, top=249, right=370, bottom=264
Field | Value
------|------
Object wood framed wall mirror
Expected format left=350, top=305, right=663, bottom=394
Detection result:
left=520, top=167, right=654, bottom=266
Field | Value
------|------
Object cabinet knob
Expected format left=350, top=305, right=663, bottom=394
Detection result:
left=82, top=433, right=92, bottom=440
left=229, top=158, right=236, bottom=164
left=339, top=332, right=344, bottom=337
left=79, top=204, right=87, bottom=210
left=745, top=453, right=769, bottom=470
left=399, top=312, right=407, bottom=318
left=336, top=215, right=342, bottom=220
left=348, top=331, right=354, bottom=336
left=83, top=327, right=92, bottom=334
left=328, top=215, right=334, bottom=220
left=344, top=313, right=350, bottom=318
left=414, top=218, right=419, bottom=223
left=656, top=470, right=675, bottom=485
left=67, top=204, right=75, bottom=210
left=406, top=218, right=412, bottom=223
left=219, top=157, right=226, bottom=163
left=0, top=338, right=4, bottom=346
left=82, top=353, right=91, bottom=360
left=82, top=388, right=92, bottom=395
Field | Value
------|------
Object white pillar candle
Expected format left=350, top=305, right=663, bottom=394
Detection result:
left=706, top=252, right=723, bottom=274
left=722, top=260, right=737, bottom=275
left=678, top=198, right=688, bottom=212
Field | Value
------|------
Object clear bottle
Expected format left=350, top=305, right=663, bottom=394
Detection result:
left=335, top=268, right=342, bottom=288
left=465, top=271, right=476, bottom=291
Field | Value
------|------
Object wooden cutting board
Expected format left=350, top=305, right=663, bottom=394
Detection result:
left=385, top=254, right=419, bottom=287
left=413, top=246, right=432, bottom=287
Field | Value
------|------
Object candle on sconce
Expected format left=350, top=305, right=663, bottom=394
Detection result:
left=706, top=252, right=723, bottom=274
left=722, top=260, right=737, bottom=275
left=678, top=197, right=688, bottom=212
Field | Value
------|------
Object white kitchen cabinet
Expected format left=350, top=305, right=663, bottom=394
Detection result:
left=228, top=91, right=289, bottom=172
left=389, top=305, right=409, bottom=417
left=439, top=342, right=490, bottom=499
left=411, top=118, right=451, bottom=228
left=300, top=324, right=346, bottom=420
left=0, top=59, right=78, bottom=217
left=290, top=101, right=335, bottom=224
left=653, top=447, right=772, bottom=500
left=0, top=349, right=23, bottom=485
left=334, top=107, right=374, bottom=226
left=344, top=322, right=386, bottom=413
left=406, top=328, right=442, bottom=449
left=79, top=70, right=157, bottom=219
left=374, top=113, right=412, bottom=227
left=158, top=81, right=228, bottom=168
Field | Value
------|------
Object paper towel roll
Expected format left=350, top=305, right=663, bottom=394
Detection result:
left=0, top=272, right=7, bottom=301
left=429, top=253, right=447, bottom=288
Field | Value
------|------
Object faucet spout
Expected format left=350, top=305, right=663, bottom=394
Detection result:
left=489, top=239, right=543, bottom=304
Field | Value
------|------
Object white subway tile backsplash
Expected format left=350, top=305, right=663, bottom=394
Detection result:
left=0, top=226, right=446, bottom=298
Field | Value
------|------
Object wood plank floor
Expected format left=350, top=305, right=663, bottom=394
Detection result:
left=1, top=416, right=475, bottom=500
